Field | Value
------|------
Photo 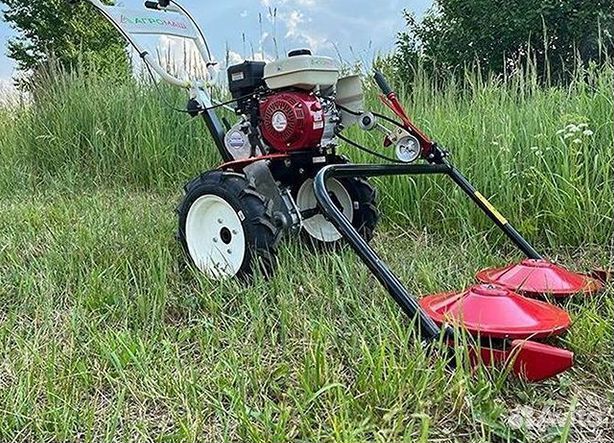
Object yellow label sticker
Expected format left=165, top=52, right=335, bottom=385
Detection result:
left=474, top=192, right=509, bottom=225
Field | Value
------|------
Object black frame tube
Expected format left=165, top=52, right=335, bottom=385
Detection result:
left=314, top=164, right=449, bottom=342
left=439, top=158, right=542, bottom=260
left=201, top=110, right=231, bottom=162
left=313, top=161, right=543, bottom=340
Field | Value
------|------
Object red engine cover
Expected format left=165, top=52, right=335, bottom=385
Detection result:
left=259, top=91, right=325, bottom=152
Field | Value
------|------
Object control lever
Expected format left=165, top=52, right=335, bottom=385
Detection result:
left=374, top=70, right=393, bottom=96
left=372, top=70, right=434, bottom=157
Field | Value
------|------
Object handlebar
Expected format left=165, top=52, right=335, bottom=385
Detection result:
left=75, top=0, right=215, bottom=89
left=374, top=71, right=393, bottom=96
left=144, top=0, right=170, bottom=9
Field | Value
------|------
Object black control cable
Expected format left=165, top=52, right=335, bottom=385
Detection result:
left=337, top=103, right=411, bottom=133
left=335, top=104, right=406, bottom=163
left=336, top=133, right=403, bottom=163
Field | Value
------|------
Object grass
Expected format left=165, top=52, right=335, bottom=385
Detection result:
left=0, top=62, right=612, bottom=441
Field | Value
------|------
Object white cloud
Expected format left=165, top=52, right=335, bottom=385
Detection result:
left=251, top=51, right=272, bottom=62
left=261, top=0, right=316, bottom=7
left=225, top=49, right=272, bottom=67
left=226, top=50, right=244, bottom=66
left=284, top=10, right=304, bottom=38
left=224, top=0, right=408, bottom=63
left=278, top=9, right=330, bottom=52
left=0, top=78, right=16, bottom=105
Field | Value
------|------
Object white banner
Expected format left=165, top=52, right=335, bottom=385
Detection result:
left=101, top=6, right=200, bottom=40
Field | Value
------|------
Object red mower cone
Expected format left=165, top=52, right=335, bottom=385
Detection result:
left=420, top=284, right=571, bottom=339
left=476, top=259, right=602, bottom=298
left=477, top=340, right=574, bottom=382
left=420, top=284, right=573, bottom=381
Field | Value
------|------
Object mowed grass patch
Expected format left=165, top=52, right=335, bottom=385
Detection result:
left=0, top=188, right=612, bottom=442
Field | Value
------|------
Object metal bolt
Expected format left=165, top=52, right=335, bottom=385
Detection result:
left=218, top=218, right=223, bottom=224
left=232, top=230, right=238, bottom=235
left=213, top=238, right=218, bottom=243
left=227, top=249, right=232, bottom=254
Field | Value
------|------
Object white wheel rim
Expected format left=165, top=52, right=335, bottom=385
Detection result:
left=185, top=194, right=246, bottom=278
left=297, top=178, right=354, bottom=243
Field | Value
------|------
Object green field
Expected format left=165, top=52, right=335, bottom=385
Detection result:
left=0, top=64, right=612, bottom=442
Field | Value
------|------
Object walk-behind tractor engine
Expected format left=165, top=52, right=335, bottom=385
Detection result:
left=226, top=54, right=337, bottom=156
left=203, top=50, right=381, bottom=266
left=74, top=0, right=607, bottom=384
left=223, top=54, right=342, bottom=162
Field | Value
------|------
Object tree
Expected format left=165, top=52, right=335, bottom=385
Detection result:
left=396, top=0, right=614, bottom=82
left=1, top=0, right=129, bottom=81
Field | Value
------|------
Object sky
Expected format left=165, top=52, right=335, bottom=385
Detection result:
left=0, top=0, right=433, bottom=86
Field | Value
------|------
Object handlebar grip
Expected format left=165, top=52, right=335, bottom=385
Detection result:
left=374, top=71, right=393, bottom=96
left=144, top=1, right=159, bottom=9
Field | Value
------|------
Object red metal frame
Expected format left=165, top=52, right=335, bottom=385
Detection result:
left=219, top=153, right=290, bottom=171
left=379, top=92, right=433, bottom=155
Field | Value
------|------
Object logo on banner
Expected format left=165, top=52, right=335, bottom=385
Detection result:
left=119, top=14, right=189, bottom=31
left=102, top=6, right=199, bottom=40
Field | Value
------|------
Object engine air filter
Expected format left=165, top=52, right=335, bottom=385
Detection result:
left=476, top=259, right=602, bottom=298
left=420, top=284, right=571, bottom=339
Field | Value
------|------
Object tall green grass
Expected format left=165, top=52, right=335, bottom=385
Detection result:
left=1, top=62, right=613, bottom=442
left=1, top=61, right=612, bottom=249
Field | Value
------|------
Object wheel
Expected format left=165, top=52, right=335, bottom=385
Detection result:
left=295, top=176, right=379, bottom=248
left=177, top=170, right=281, bottom=280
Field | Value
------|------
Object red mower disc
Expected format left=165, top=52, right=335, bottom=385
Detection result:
left=420, top=284, right=571, bottom=339
left=476, top=259, right=602, bottom=298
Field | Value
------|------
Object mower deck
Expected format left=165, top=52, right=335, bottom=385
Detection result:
left=313, top=161, right=581, bottom=382
left=420, top=284, right=571, bottom=339
left=476, top=259, right=603, bottom=298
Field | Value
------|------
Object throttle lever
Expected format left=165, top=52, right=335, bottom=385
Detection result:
left=372, top=70, right=434, bottom=155
left=374, top=70, right=393, bottom=96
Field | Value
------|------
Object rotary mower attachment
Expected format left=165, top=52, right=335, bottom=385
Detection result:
left=421, top=285, right=574, bottom=381
left=476, top=259, right=603, bottom=298
left=312, top=73, right=603, bottom=382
